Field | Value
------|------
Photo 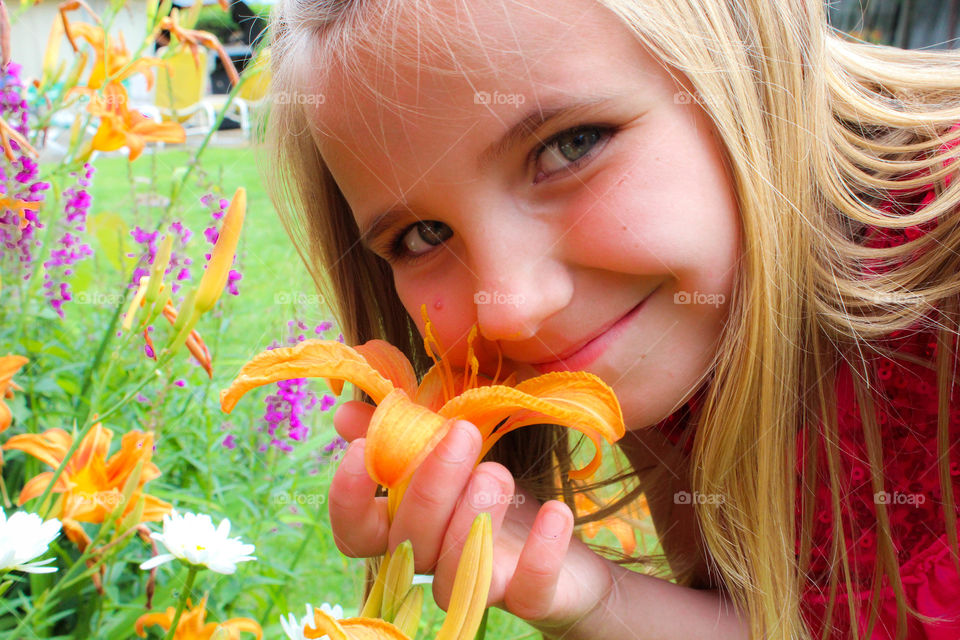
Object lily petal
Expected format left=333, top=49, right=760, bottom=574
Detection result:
left=304, top=607, right=411, bottom=640
left=17, top=472, right=58, bottom=505
left=353, top=340, right=418, bottom=398
left=135, top=609, right=175, bottom=636
left=220, top=340, right=397, bottom=413
left=4, top=429, right=72, bottom=469
left=364, top=388, right=453, bottom=489
left=0, top=355, right=27, bottom=392
left=73, top=422, right=112, bottom=470
left=221, top=617, right=263, bottom=639
left=438, top=371, right=624, bottom=480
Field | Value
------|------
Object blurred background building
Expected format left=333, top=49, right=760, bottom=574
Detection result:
left=827, top=0, right=960, bottom=48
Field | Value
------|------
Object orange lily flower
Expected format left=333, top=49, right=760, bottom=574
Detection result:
left=157, top=14, right=240, bottom=87
left=0, top=355, right=27, bottom=433
left=58, top=1, right=162, bottom=90
left=304, top=607, right=411, bottom=640
left=81, top=82, right=185, bottom=161
left=3, top=423, right=172, bottom=548
left=64, top=22, right=163, bottom=90
left=135, top=595, right=262, bottom=639
left=222, top=305, right=625, bottom=518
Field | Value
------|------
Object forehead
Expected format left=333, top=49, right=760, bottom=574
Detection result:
left=304, top=0, right=672, bottom=214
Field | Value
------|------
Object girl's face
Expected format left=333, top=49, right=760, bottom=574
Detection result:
left=309, top=0, right=741, bottom=430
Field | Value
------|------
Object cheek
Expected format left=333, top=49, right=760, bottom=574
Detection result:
left=393, top=270, right=476, bottom=351
left=564, top=151, right=741, bottom=292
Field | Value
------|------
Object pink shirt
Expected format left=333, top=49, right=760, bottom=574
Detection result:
left=653, top=122, right=960, bottom=638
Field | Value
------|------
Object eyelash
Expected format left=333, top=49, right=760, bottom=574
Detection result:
left=381, top=124, right=616, bottom=264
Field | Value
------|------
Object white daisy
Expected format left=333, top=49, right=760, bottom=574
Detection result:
left=0, top=509, right=61, bottom=574
left=139, top=510, right=256, bottom=574
left=280, top=602, right=344, bottom=640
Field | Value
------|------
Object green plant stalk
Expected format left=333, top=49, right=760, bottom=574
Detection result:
left=0, top=473, right=10, bottom=509
left=202, top=310, right=226, bottom=501
left=162, top=566, right=200, bottom=640
left=163, top=73, right=250, bottom=218
left=11, top=180, right=64, bottom=348
left=475, top=608, right=489, bottom=640
left=72, top=285, right=129, bottom=423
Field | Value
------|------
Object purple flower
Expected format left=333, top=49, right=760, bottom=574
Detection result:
left=0, top=62, right=51, bottom=285
left=319, top=394, right=336, bottom=411
left=42, top=163, right=95, bottom=317
left=258, top=319, right=340, bottom=453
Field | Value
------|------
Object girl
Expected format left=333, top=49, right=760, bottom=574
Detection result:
left=262, top=0, right=960, bottom=638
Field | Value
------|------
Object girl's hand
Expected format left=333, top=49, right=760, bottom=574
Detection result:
left=329, top=400, right=617, bottom=631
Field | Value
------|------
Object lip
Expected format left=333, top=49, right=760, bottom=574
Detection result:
left=530, top=287, right=658, bottom=374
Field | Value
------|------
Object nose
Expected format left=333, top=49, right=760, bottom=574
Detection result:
left=468, top=228, right=573, bottom=343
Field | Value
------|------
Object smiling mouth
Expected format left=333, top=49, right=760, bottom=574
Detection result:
left=529, top=286, right=659, bottom=368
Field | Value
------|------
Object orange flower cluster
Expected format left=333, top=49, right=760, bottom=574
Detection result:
left=0, top=355, right=27, bottom=434
left=4, top=423, right=171, bottom=549
left=56, top=1, right=185, bottom=161
left=135, top=595, right=261, bottom=640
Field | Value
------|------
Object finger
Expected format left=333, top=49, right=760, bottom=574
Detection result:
left=328, top=438, right=390, bottom=558
left=432, top=461, right=515, bottom=611
left=388, top=420, right=483, bottom=571
left=503, top=500, right=573, bottom=622
left=333, top=400, right=375, bottom=442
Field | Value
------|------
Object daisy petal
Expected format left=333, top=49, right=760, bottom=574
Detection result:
left=139, top=553, right=175, bottom=570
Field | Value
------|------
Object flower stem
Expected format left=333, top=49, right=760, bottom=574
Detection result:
left=162, top=566, right=200, bottom=640
left=475, top=608, right=489, bottom=640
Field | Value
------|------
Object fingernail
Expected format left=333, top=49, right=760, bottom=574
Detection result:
left=469, top=471, right=500, bottom=510
left=540, top=509, right=567, bottom=539
left=435, top=421, right=476, bottom=464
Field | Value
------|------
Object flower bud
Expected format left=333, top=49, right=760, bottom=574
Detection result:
left=193, top=187, right=245, bottom=314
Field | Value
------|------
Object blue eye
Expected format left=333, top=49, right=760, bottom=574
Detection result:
left=534, top=125, right=613, bottom=181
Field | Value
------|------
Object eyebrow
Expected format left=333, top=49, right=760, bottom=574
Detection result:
left=358, top=95, right=616, bottom=251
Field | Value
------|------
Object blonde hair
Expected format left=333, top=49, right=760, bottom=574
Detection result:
left=262, top=1, right=960, bottom=638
